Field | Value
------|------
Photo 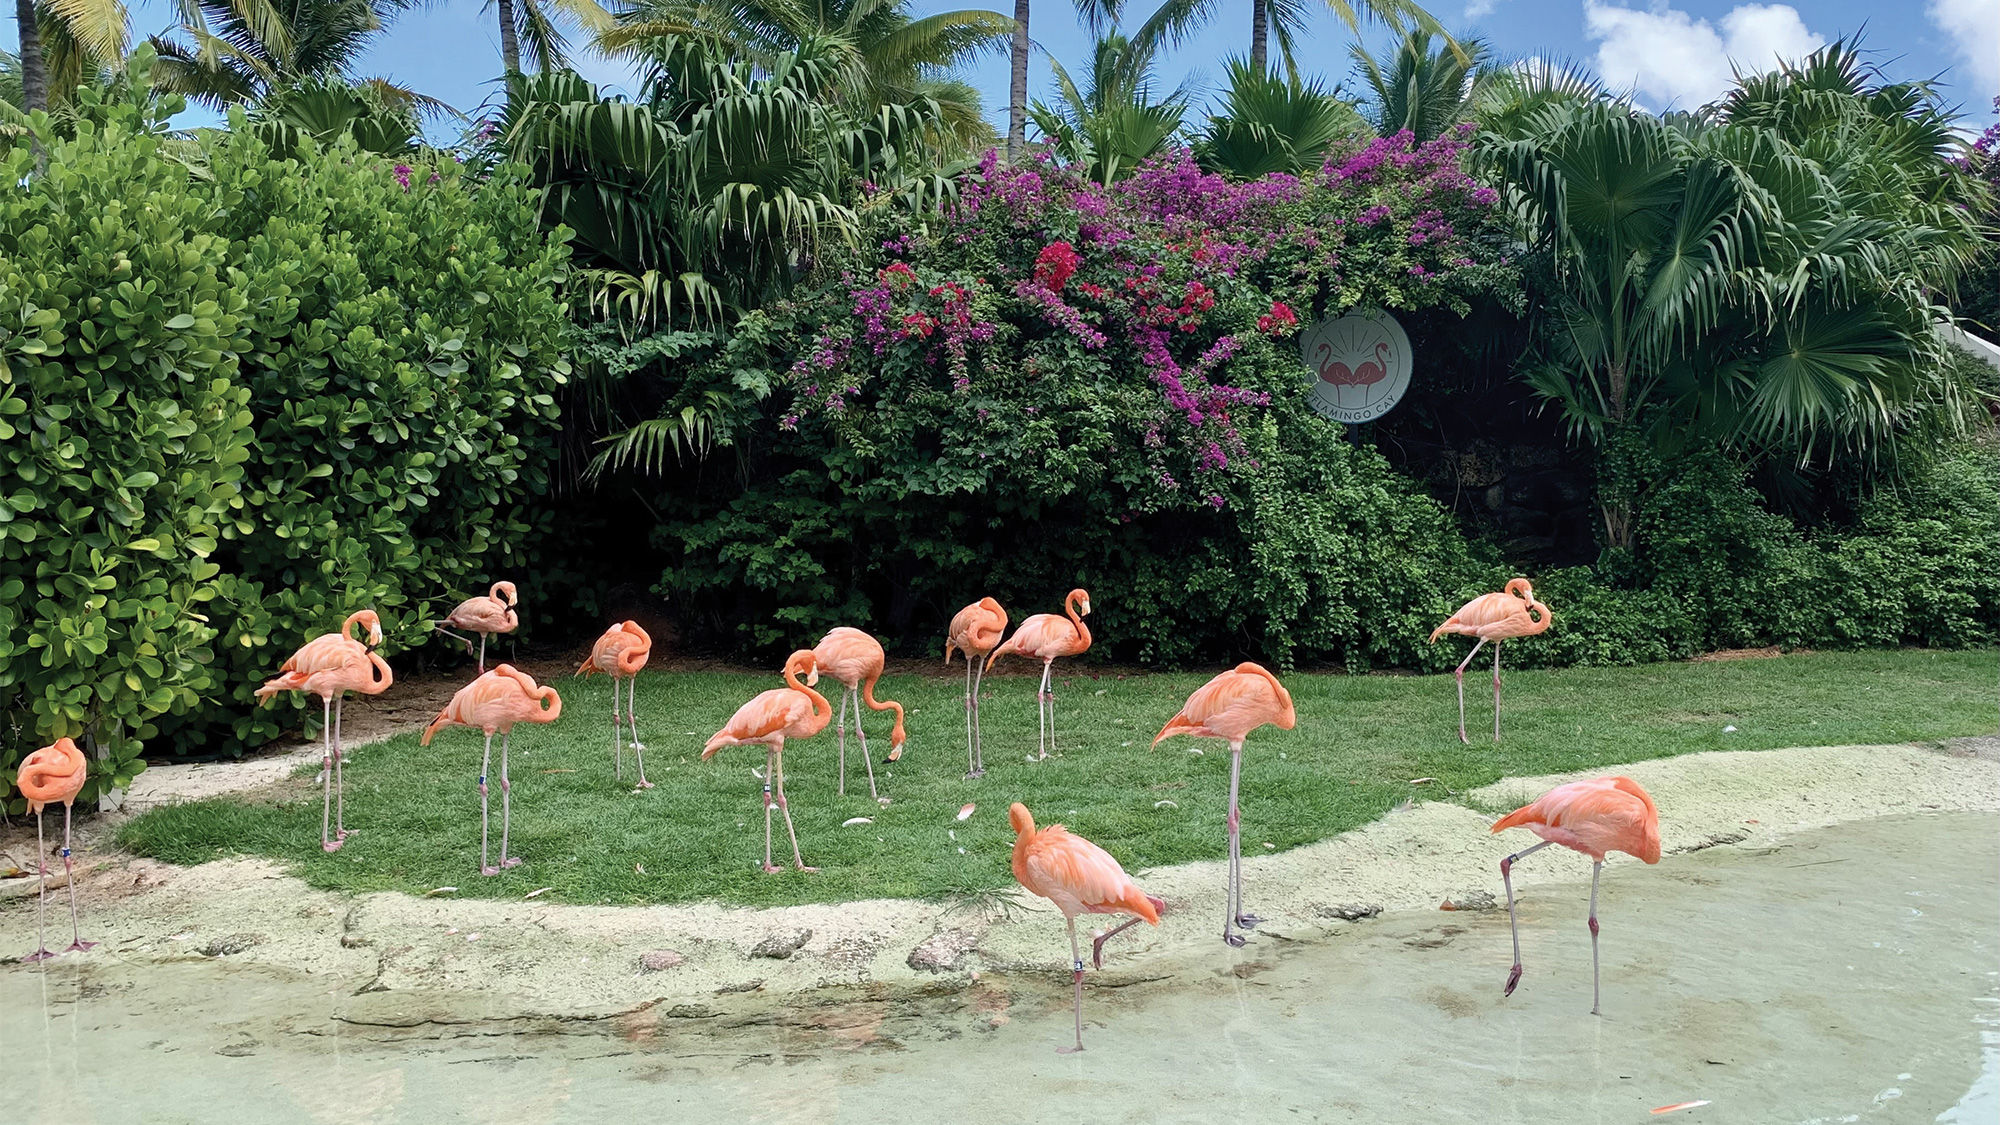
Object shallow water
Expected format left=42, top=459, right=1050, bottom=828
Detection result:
left=4, top=812, right=1995, bottom=1123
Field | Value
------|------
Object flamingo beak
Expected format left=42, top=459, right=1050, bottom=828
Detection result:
left=806, top=669, right=820, bottom=686
left=368, top=625, right=384, bottom=647
left=1080, top=600, right=1092, bottom=616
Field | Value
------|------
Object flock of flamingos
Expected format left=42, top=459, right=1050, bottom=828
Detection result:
left=13, top=574, right=1667, bottom=1052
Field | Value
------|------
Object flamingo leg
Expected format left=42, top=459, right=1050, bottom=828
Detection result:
left=855, top=691, right=880, bottom=802
left=1036, top=660, right=1055, bottom=760
left=1500, top=839, right=1550, bottom=997
left=963, top=656, right=977, bottom=778
left=774, top=752, right=815, bottom=871
left=476, top=632, right=488, bottom=674
left=1493, top=643, right=1502, bottom=743
left=835, top=688, right=850, bottom=797
left=22, top=809, right=52, bottom=962
left=611, top=676, right=623, bottom=781
left=498, top=730, right=520, bottom=870
left=972, top=660, right=987, bottom=776
left=1589, top=860, right=1603, bottom=1015
left=1091, top=897, right=1165, bottom=968
left=628, top=678, right=652, bottom=788
left=333, top=696, right=351, bottom=841
left=1454, top=637, right=1488, bottom=745
left=61, top=803, right=92, bottom=953
left=1229, top=740, right=1260, bottom=934
left=478, top=732, right=496, bottom=876
left=319, top=696, right=340, bottom=853
left=761, top=748, right=780, bottom=873
left=1058, top=917, right=1085, bottom=1054
left=434, top=625, right=474, bottom=653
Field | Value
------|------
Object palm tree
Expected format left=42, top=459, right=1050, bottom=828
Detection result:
left=1028, top=25, right=1186, bottom=182
left=1133, top=0, right=1450, bottom=84
left=11, top=0, right=125, bottom=111
left=489, top=0, right=611, bottom=75
left=150, top=0, right=409, bottom=105
left=1195, top=55, right=1364, bottom=177
left=1349, top=28, right=1488, bottom=139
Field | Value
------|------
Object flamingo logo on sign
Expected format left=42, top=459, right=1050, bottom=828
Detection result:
left=1298, top=309, right=1412, bottom=424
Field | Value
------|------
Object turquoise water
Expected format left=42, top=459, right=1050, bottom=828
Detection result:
left=4, top=812, right=1994, bottom=1123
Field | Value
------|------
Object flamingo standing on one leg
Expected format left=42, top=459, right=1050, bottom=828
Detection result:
left=986, top=588, right=1092, bottom=761
left=1429, top=577, right=1551, bottom=743
left=1492, top=776, right=1660, bottom=1014
left=945, top=597, right=1007, bottom=778
left=810, top=627, right=904, bottom=803
left=1152, top=663, right=1297, bottom=948
left=254, top=610, right=393, bottom=852
left=17, top=738, right=95, bottom=962
left=436, top=581, right=519, bottom=673
left=577, top=620, right=654, bottom=789
left=1009, top=802, right=1163, bottom=1053
left=703, top=651, right=831, bottom=872
left=421, top=664, right=562, bottom=876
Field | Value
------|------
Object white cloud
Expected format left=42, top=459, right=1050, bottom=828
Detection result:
left=1463, top=0, right=1499, bottom=20
left=1583, top=1, right=1825, bottom=109
left=1928, top=0, right=2000, bottom=100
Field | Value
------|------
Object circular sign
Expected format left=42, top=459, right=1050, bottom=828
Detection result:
left=1298, top=310, right=1413, bottom=424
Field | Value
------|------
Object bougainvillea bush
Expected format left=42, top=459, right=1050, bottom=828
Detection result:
left=655, top=131, right=1525, bottom=668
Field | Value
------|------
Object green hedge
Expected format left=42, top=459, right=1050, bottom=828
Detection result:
left=0, top=64, right=569, bottom=801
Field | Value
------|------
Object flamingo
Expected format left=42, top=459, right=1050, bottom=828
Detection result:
left=1009, top=802, right=1163, bottom=1053
left=1429, top=577, right=1552, bottom=743
left=985, top=588, right=1092, bottom=761
left=702, top=650, right=831, bottom=872
left=945, top=597, right=1008, bottom=778
left=1492, top=776, right=1661, bottom=1014
left=17, top=737, right=94, bottom=962
left=810, top=627, right=904, bottom=803
left=436, top=581, right=519, bottom=673
left=576, top=620, right=654, bottom=789
left=1152, top=663, right=1297, bottom=947
left=421, top=664, right=562, bottom=875
left=255, top=609, right=393, bottom=852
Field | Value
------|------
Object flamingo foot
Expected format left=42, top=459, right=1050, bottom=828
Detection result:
left=793, top=864, right=820, bottom=873
left=64, top=940, right=96, bottom=953
left=761, top=864, right=784, bottom=874
left=1504, top=964, right=1523, bottom=997
left=22, top=948, right=56, bottom=963
left=1235, top=913, right=1262, bottom=929
left=634, top=780, right=656, bottom=790
left=965, top=769, right=986, bottom=780
left=1056, top=1044, right=1085, bottom=1055
left=321, top=839, right=344, bottom=853
left=1223, top=932, right=1248, bottom=948
left=1459, top=727, right=1471, bottom=745
left=481, top=865, right=501, bottom=877
left=339, top=828, right=357, bottom=839
left=502, top=857, right=522, bottom=869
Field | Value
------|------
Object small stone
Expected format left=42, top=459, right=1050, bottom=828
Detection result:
left=1314, top=903, right=1383, bottom=922
left=750, top=929, right=812, bottom=959
left=907, top=928, right=981, bottom=973
left=1439, top=890, right=1497, bottom=912
left=639, top=949, right=686, bottom=972
left=203, top=932, right=265, bottom=956
left=339, top=933, right=369, bottom=949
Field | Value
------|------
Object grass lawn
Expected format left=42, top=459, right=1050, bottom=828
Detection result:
left=116, top=649, right=1995, bottom=908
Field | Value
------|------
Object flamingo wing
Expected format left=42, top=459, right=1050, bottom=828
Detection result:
left=1018, top=827, right=1159, bottom=922
left=813, top=627, right=884, bottom=685
left=703, top=689, right=809, bottom=756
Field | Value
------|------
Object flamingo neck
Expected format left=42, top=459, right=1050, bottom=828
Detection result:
left=1065, top=598, right=1091, bottom=649
left=787, top=666, right=830, bottom=722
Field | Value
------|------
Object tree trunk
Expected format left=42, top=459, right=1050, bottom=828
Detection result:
left=16, top=0, right=48, bottom=112
left=1250, top=0, right=1268, bottom=73
left=1607, top=358, right=1628, bottom=423
left=497, top=0, right=522, bottom=74
left=1006, top=0, right=1029, bottom=162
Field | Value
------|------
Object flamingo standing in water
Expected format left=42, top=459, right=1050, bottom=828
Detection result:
left=577, top=620, right=653, bottom=788
left=255, top=609, right=393, bottom=852
left=437, top=581, right=519, bottom=673
left=1153, top=663, right=1297, bottom=947
left=1492, top=776, right=1660, bottom=1014
left=1430, top=578, right=1551, bottom=743
left=703, top=651, right=831, bottom=872
left=810, top=627, right=904, bottom=803
left=945, top=597, right=1008, bottom=778
left=986, top=588, right=1092, bottom=761
left=421, top=664, right=562, bottom=875
left=17, top=738, right=94, bottom=962
left=1009, top=802, right=1163, bottom=1053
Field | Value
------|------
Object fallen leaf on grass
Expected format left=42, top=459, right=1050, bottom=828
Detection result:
left=634, top=864, right=647, bottom=875
left=424, top=886, right=458, bottom=897
left=843, top=817, right=873, bottom=827
left=523, top=887, right=553, bottom=900
left=1154, top=800, right=1178, bottom=809
left=1408, top=777, right=1437, bottom=785
left=956, top=803, right=976, bottom=821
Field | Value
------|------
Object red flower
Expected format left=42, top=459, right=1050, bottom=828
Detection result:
left=1033, top=241, right=1081, bottom=292
left=1257, top=300, right=1299, bottom=334
left=879, top=262, right=918, bottom=289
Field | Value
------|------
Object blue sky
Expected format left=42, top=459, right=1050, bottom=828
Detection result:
left=91, top=0, right=2000, bottom=135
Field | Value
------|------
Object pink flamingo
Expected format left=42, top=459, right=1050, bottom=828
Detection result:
left=1152, top=663, right=1297, bottom=947
left=421, top=664, right=563, bottom=875
left=1492, top=776, right=1661, bottom=1013
left=255, top=609, right=393, bottom=852
left=576, top=620, right=654, bottom=788
left=986, top=588, right=1092, bottom=761
left=1010, top=802, right=1164, bottom=1053
left=1429, top=578, right=1552, bottom=743
left=810, top=627, right=904, bottom=803
left=17, top=737, right=94, bottom=962
left=436, top=581, right=519, bottom=673
left=702, top=651, right=831, bottom=872
left=945, top=597, right=1008, bottom=778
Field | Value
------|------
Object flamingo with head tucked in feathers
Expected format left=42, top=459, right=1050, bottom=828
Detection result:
left=17, top=737, right=94, bottom=962
left=577, top=620, right=653, bottom=788
left=986, top=589, right=1092, bottom=761
left=945, top=597, right=1008, bottom=778
left=1430, top=578, right=1551, bottom=743
left=255, top=610, right=393, bottom=852
left=436, top=581, right=519, bottom=672
left=421, top=664, right=562, bottom=876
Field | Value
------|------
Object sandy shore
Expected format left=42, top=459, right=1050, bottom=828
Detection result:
left=2, top=736, right=1993, bottom=1027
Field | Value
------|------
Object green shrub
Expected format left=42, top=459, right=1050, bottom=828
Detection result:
left=0, top=83, right=253, bottom=802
